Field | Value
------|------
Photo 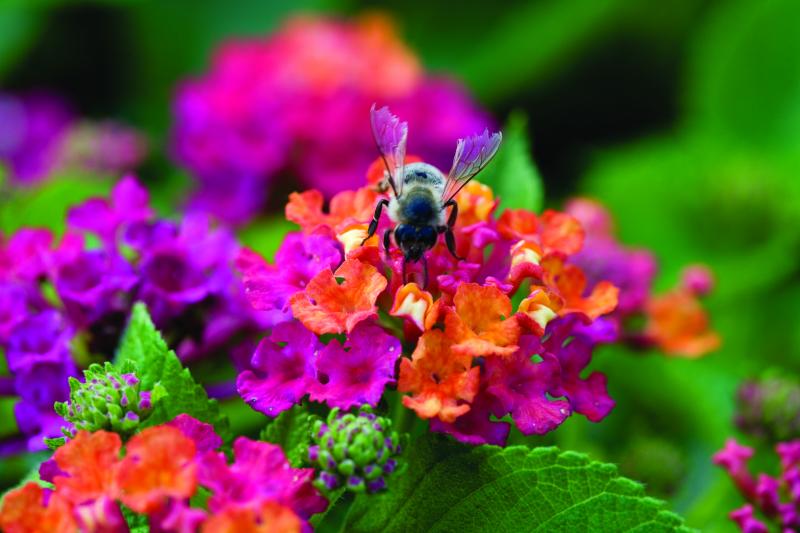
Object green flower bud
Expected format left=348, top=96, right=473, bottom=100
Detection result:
left=309, top=406, right=402, bottom=494
left=55, top=362, right=161, bottom=438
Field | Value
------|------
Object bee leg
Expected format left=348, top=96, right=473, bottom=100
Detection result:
left=445, top=230, right=464, bottom=261
left=442, top=199, right=464, bottom=261
left=444, top=199, right=459, bottom=227
left=382, top=228, right=393, bottom=260
left=362, top=198, right=390, bottom=245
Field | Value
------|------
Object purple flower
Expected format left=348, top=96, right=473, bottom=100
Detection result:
left=137, top=214, right=237, bottom=325
left=237, top=232, right=342, bottom=324
left=430, top=389, right=510, bottom=446
left=0, top=283, right=30, bottom=342
left=310, top=322, right=400, bottom=409
left=166, top=413, right=223, bottom=454
left=51, top=244, right=137, bottom=328
left=544, top=317, right=615, bottom=422
left=236, top=321, right=321, bottom=416
left=67, top=174, right=153, bottom=246
left=5, top=310, right=74, bottom=373
left=0, top=92, right=72, bottom=183
left=485, top=336, right=571, bottom=435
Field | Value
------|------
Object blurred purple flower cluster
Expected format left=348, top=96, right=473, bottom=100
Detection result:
left=0, top=176, right=263, bottom=452
left=0, top=91, right=147, bottom=185
left=715, top=438, right=800, bottom=532
left=171, top=14, right=492, bottom=224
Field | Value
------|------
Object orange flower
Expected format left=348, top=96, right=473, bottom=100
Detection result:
left=542, top=257, right=618, bottom=321
left=455, top=181, right=497, bottom=227
left=517, top=287, right=563, bottom=336
left=53, top=430, right=122, bottom=504
left=285, top=187, right=378, bottom=234
left=0, top=483, right=76, bottom=533
left=446, top=283, right=520, bottom=358
left=398, top=328, right=480, bottom=423
left=117, top=426, right=198, bottom=514
left=390, top=283, right=438, bottom=331
left=289, top=258, right=387, bottom=334
left=645, top=289, right=720, bottom=358
left=539, top=210, right=584, bottom=256
left=201, top=501, right=301, bottom=533
left=498, top=209, right=584, bottom=257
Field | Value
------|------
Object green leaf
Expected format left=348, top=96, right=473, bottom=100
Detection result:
left=121, top=504, right=149, bottom=533
left=478, top=112, right=544, bottom=214
left=115, top=303, right=231, bottom=441
left=342, top=434, right=693, bottom=533
left=259, top=405, right=313, bottom=468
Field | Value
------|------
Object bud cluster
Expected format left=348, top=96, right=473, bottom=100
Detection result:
left=736, top=375, right=800, bottom=443
left=55, top=362, right=160, bottom=438
left=308, top=406, right=401, bottom=494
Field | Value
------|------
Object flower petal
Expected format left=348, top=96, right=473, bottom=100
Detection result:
left=289, top=259, right=387, bottom=335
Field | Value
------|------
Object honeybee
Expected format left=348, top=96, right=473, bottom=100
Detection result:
left=363, top=105, right=502, bottom=285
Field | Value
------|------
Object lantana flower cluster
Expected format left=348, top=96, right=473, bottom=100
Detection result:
left=0, top=91, right=147, bottom=184
left=236, top=163, right=718, bottom=446
left=714, top=438, right=800, bottom=532
left=172, top=14, right=491, bottom=223
left=0, top=414, right=325, bottom=533
left=0, top=176, right=265, bottom=452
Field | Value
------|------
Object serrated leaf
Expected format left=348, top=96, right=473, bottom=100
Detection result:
left=114, top=303, right=230, bottom=441
left=43, top=437, right=65, bottom=451
left=478, top=112, right=544, bottom=214
left=342, top=434, right=693, bottom=533
left=259, top=405, right=313, bottom=467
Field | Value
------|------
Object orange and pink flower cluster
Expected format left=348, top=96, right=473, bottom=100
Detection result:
left=237, top=163, right=719, bottom=445
left=0, top=415, right=325, bottom=533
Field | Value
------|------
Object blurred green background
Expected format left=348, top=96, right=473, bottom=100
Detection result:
left=2, top=1, right=800, bottom=531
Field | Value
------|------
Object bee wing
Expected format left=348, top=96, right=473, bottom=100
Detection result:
left=442, top=129, right=502, bottom=204
left=370, top=104, right=407, bottom=197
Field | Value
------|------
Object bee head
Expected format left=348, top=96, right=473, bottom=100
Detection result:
left=395, top=224, right=437, bottom=262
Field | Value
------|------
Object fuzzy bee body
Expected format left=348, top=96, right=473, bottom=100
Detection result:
left=365, top=105, right=502, bottom=284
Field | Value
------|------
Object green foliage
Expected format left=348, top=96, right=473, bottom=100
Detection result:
left=114, top=303, right=231, bottom=441
left=259, top=405, right=313, bottom=467
left=686, top=0, right=800, bottom=148
left=479, top=112, right=544, bottom=214
left=341, top=434, right=692, bottom=533
left=0, top=174, right=110, bottom=235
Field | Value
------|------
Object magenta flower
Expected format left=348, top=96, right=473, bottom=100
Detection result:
left=199, top=436, right=326, bottom=518
left=237, top=320, right=321, bottom=416
left=237, top=232, right=342, bottom=325
left=484, top=336, right=571, bottom=435
left=310, top=322, right=401, bottom=409
left=171, top=14, right=492, bottom=223
left=715, top=438, right=800, bottom=531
